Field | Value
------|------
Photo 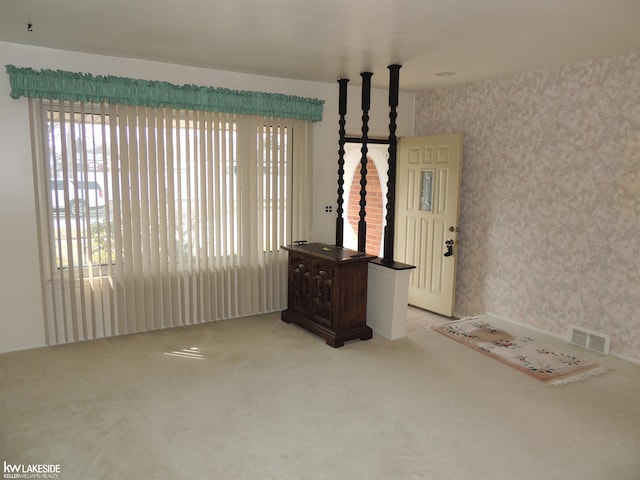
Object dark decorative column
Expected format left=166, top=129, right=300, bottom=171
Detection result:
left=336, top=78, right=349, bottom=247
left=358, top=72, right=373, bottom=253
left=383, top=64, right=402, bottom=263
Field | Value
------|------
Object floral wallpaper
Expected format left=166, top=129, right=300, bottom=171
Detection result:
left=415, top=52, right=640, bottom=360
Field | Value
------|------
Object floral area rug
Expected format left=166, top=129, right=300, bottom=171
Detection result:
left=433, top=317, right=608, bottom=385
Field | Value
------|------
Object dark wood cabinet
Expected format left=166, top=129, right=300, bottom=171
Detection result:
left=281, top=243, right=375, bottom=347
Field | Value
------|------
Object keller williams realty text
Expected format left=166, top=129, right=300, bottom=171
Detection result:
left=3, top=461, right=61, bottom=479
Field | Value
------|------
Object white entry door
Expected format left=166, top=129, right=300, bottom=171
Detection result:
left=395, top=134, right=463, bottom=317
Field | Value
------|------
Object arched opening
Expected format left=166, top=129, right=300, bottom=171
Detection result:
left=342, top=143, right=388, bottom=257
left=347, top=157, right=383, bottom=255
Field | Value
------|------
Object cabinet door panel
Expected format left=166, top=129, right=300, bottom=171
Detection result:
left=311, top=261, right=334, bottom=327
left=288, top=254, right=311, bottom=316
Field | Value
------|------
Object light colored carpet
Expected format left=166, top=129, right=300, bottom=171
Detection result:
left=1, top=312, right=639, bottom=480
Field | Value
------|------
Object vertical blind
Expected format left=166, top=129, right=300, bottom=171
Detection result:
left=29, top=98, right=312, bottom=345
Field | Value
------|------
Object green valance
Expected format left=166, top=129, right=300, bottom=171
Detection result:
left=5, top=65, right=324, bottom=122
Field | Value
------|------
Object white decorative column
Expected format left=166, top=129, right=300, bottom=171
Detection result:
left=366, top=259, right=414, bottom=340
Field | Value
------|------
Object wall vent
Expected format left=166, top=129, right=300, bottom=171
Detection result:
left=570, top=325, right=610, bottom=355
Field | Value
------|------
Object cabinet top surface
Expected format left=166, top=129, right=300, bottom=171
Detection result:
left=282, top=243, right=376, bottom=263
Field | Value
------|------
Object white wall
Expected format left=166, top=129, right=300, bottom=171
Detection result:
left=0, top=41, right=414, bottom=351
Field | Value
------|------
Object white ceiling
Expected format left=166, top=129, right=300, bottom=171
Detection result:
left=1, top=0, right=639, bottom=91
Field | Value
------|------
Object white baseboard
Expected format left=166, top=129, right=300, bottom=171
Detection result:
left=611, top=352, right=640, bottom=365
left=485, top=312, right=640, bottom=364
left=0, top=343, right=47, bottom=354
left=484, top=312, right=568, bottom=342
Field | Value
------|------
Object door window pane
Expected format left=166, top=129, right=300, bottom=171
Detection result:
left=420, top=171, right=433, bottom=211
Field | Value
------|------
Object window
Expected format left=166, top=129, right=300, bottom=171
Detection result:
left=29, top=99, right=312, bottom=343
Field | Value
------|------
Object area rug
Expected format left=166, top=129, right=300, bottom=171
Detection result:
left=433, top=317, right=608, bottom=385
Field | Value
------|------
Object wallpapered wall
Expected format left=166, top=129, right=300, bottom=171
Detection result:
left=415, top=52, right=639, bottom=360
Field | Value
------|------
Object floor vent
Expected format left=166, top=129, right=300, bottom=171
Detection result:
left=570, top=326, right=610, bottom=354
